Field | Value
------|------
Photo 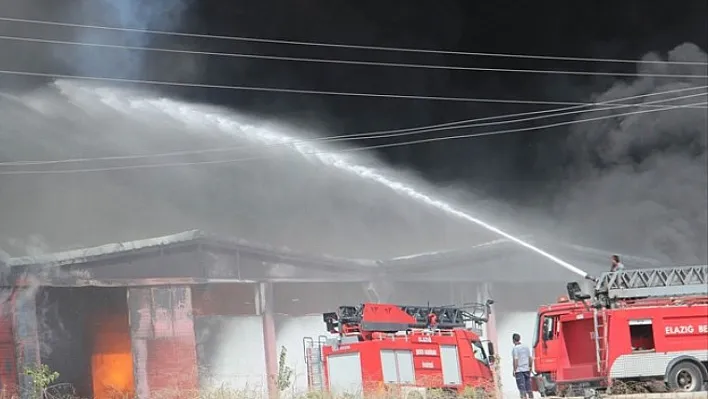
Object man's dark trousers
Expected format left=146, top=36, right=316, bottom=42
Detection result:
left=515, top=371, right=532, bottom=398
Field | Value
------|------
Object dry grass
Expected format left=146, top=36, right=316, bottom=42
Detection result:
left=0, top=386, right=497, bottom=399
left=4, top=389, right=696, bottom=399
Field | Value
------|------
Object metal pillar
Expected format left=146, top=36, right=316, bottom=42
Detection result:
left=12, top=288, right=40, bottom=399
left=257, top=282, right=278, bottom=399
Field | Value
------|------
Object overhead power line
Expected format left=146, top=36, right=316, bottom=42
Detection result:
left=1, top=16, right=707, bottom=66
left=2, top=86, right=705, bottom=167
left=1, top=101, right=704, bottom=175
left=2, top=69, right=708, bottom=107
left=1, top=35, right=706, bottom=79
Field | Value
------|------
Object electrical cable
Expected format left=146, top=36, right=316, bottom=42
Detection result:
left=1, top=34, right=706, bottom=79
left=1, top=15, right=707, bottom=66
left=1, top=100, right=704, bottom=175
left=2, top=69, right=708, bottom=107
left=2, top=86, right=705, bottom=167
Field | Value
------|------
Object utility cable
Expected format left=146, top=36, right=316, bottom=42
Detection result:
left=1, top=16, right=706, bottom=66
left=2, top=86, right=705, bottom=167
left=1, top=101, right=703, bottom=175
left=2, top=69, right=708, bottom=107
left=1, top=35, right=706, bottom=79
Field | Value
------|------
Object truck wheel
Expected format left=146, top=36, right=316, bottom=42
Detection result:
left=667, top=361, right=703, bottom=392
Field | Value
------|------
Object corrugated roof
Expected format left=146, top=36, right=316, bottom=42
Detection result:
left=2, top=230, right=662, bottom=279
left=2, top=229, right=379, bottom=270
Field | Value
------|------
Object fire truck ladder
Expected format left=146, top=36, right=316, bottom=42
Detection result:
left=592, top=307, right=609, bottom=374
left=594, top=264, right=708, bottom=301
left=329, top=301, right=492, bottom=334
left=399, top=302, right=491, bottom=331
left=303, top=335, right=329, bottom=391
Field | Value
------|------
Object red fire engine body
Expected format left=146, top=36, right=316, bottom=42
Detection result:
left=303, top=302, right=497, bottom=396
left=531, top=265, right=708, bottom=396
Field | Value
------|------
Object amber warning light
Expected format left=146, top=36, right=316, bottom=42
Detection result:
left=557, top=295, right=570, bottom=303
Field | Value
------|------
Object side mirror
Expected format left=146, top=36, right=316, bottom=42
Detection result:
left=487, top=342, right=495, bottom=357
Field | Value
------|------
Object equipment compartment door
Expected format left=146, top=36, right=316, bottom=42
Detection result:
left=327, top=353, right=363, bottom=395
left=440, top=345, right=462, bottom=385
left=381, top=350, right=416, bottom=384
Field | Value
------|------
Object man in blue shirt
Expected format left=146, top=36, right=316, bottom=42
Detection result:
left=512, top=333, right=534, bottom=398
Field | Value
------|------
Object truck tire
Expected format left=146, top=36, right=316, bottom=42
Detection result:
left=667, top=361, right=703, bottom=392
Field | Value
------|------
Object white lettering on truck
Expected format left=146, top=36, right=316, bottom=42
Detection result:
left=665, top=325, right=708, bottom=335
left=415, top=349, right=438, bottom=356
left=421, top=362, right=435, bottom=369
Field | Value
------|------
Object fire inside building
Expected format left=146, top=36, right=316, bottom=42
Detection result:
left=0, top=230, right=661, bottom=399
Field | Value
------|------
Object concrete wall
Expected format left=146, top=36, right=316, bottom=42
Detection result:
left=196, top=315, right=267, bottom=392
left=195, top=314, right=328, bottom=395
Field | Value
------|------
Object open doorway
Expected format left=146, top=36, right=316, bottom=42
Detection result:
left=37, top=287, right=134, bottom=399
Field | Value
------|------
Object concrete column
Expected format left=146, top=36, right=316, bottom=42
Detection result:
left=481, top=283, right=502, bottom=399
left=12, top=288, right=41, bottom=399
left=127, top=286, right=198, bottom=399
left=257, top=282, right=278, bottom=399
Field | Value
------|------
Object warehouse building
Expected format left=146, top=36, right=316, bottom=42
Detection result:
left=0, top=230, right=658, bottom=399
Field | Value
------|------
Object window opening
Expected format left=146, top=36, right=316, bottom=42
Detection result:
left=629, top=319, right=655, bottom=352
left=471, top=340, right=488, bottom=364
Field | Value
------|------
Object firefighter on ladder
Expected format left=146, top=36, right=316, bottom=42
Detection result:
left=427, top=311, right=438, bottom=330
left=610, top=254, right=625, bottom=272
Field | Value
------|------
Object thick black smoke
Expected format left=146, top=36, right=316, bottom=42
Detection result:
left=552, top=43, right=707, bottom=264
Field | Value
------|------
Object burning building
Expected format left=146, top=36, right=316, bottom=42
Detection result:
left=0, top=230, right=661, bottom=399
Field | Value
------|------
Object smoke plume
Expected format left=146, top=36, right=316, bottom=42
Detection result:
left=0, top=0, right=200, bottom=89
left=57, top=0, right=194, bottom=80
left=553, top=43, right=708, bottom=264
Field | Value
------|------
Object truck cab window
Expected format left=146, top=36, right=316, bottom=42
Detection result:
left=542, top=316, right=557, bottom=341
left=471, top=340, right=488, bottom=364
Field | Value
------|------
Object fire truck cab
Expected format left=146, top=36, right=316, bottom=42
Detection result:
left=532, top=265, right=708, bottom=396
left=303, top=301, right=497, bottom=397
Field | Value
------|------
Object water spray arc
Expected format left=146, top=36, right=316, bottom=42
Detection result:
left=146, top=88, right=592, bottom=278
left=4, top=81, right=705, bottom=277
left=349, top=165, right=590, bottom=278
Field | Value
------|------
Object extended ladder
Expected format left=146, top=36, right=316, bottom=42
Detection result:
left=594, top=264, right=707, bottom=300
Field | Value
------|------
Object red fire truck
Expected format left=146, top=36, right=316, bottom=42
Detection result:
left=303, top=301, right=497, bottom=397
left=531, top=264, right=708, bottom=396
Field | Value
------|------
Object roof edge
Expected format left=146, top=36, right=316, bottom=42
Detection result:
left=4, top=229, right=379, bottom=269
left=5, top=230, right=206, bottom=267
